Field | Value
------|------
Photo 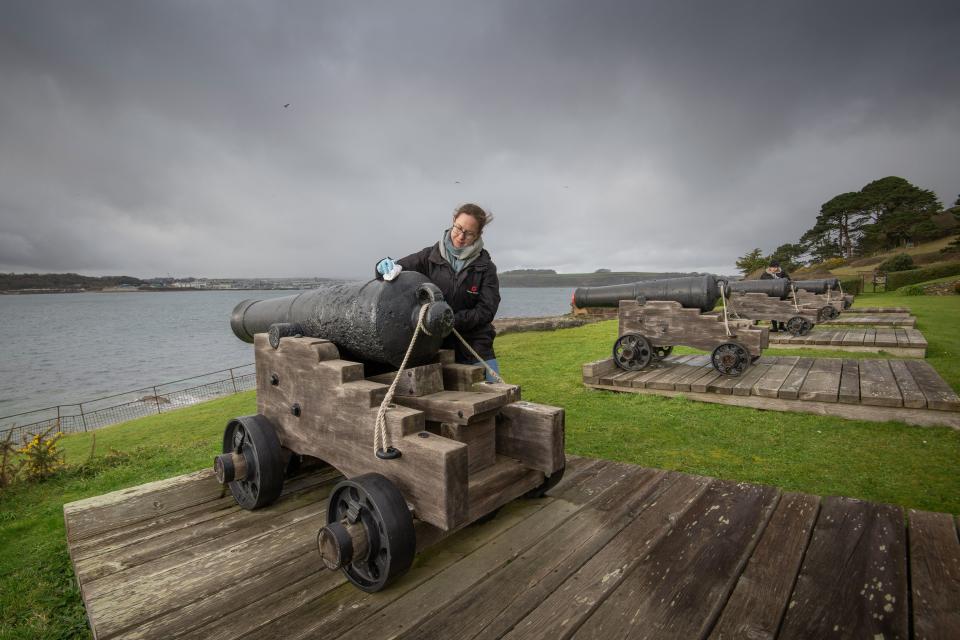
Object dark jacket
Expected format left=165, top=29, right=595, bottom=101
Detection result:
left=378, top=243, right=500, bottom=362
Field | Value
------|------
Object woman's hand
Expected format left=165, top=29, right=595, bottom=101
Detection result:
left=376, top=258, right=403, bottom=281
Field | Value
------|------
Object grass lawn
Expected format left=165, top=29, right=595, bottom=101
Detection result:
left=1, top=292, right=958, bottom=638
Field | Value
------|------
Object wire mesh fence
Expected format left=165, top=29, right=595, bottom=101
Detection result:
left=0, top=364, right=256, bottom=445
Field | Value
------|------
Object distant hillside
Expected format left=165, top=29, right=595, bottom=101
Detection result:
left=499, top=270, right=704, bottom=287
left=0, top=272, right=143, bottom=291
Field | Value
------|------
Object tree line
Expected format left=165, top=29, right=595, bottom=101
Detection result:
left=0, top=273, right=143, bottom=291
left=737, top=176, right=958, bottom=275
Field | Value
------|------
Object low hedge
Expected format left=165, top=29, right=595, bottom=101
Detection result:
left=839, top=277, right=862, bottom=295
left=886, top=262, right=960, bottom=290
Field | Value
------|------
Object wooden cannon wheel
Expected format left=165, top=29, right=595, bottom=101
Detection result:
left=215, top=415, right=286, bottom=510
left=317, top=473, right=416, bottom=593
left=711, top=342, right=751, bottom=377
left=612, top=333, right=653, bottom=371
left=785, top=316, right=814, bottom=336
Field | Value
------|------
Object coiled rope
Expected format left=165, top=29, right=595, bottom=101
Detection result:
left=372, top=304, right=506, bottom=459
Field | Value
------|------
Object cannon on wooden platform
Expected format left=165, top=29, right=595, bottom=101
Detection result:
left=727, top=278, right=791, bottom=299
left=218, top=273, right=565, bottom=592
left=613, top=300, right=768, bottom=377
left=792, top=278, right=854, bottom=311
left=726, top=292, right=819, bottom=336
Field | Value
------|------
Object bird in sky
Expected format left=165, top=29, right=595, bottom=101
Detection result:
left=283, top=103, right=290, bottom=108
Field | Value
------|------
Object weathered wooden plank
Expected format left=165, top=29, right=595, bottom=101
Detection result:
left=875, top=328, right=899, bottom=348
left=672, top=360, right=715, bottom=392
left=837, top=359, right=860, bottom=404
left=646, top=356, right=700, bottom=390
left=287, top=462, right=641, bottom=640
left=888, top=359, right=927, bottom=409
left=689, top=368, right=725, bottom=393
left=175, top=492, right=555, bottom=640
left=894, top=327, right=910, bottom=347
left=404, top=467, right=672, bottom=640
left=598, top=368, right=635, bottom=386
left=777, top=357, right=814, bottom=400
left=502, top=474, right=712, bottom=640
left=845, top=328, right=866, bottom=345
left=798, top=358, right=841, bottom=403
left=908, top=509, right=960, bottom=640
left=73, top=476, right=339, bottom=584
left=441, top=416, right=496, bottom=474
left=905, top=360, right=960, bottom=411
left=85, top=502, right=329, bottom=638
left=611, top=370, right=645, bottom=388
left=630, top=364, right=678, bottom=389
left=65, top=469, right=226, bottom=543
left=906, top=327, right=928, bottom=348
left=863, top=327, right=877, bottom=345
left=495, top=401, right=565, bottom=475
left=830, top=330, right=849, bottom=346
left=582, top=357, right=616, bottom=380
left=778, top=496, right=908, bottom=640
left=858, top=359, right=904, bottom=408
left=732, top=362, right=771, bottom=397
left=708, top=493, right=820, bottom=640
left=569, top=480, right=780, bottom=640
left=440, top=363, right=485, bottom=391
left=752, top=356, right=799, bottom=398
left=392, top=389, right=512, bottom=425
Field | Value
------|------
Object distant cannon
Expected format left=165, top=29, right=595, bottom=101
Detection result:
left=230, top=273, right=454, bottom=368
left=791, top=278, right=853, bottom=312
left=792, top=278, right=840, bottom=295
left=220, top=272, right=566, bottom=593
left=573, top=275, right=724, bottom=313
left=727, top=278, right=791, bottom=300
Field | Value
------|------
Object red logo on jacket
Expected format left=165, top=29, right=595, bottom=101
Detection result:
left=469, top=285, right=479, bottom=293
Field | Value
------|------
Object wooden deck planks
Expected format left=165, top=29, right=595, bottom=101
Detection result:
left=709, top=493, right=820, bottom=640
left=905, top=360, right=960, bottom=411
left=568, top=480, right=779, bottom=640
left=767, top=325, right=928, bottom=356
left=907, top=510, right=960, bottom=640
left=857, top=359, right=903, bottom=407
left=778, top=497, right=909, bottom=640
left=64, top=458, right=960, bottom=640
left=798, top=358, right=842, bottom=403
left=583, top=356, right=960, bottom=428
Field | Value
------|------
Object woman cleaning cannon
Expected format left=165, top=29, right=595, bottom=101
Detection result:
left=375, top=203, right=502, bottom=381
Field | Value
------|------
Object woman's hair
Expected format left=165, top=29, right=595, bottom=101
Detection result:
left=453, top=203, right=494, bottom=233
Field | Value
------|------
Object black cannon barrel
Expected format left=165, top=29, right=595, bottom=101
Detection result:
left=230, top=272, right=454, bottom=368
left=793, top=278, right=840, bottom=294
left=573, top=275, right=722, bottom=312
left=727, top=278, right=791, bottom=300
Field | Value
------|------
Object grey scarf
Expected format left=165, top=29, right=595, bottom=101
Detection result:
left=439, top=228, right=483, bottom=273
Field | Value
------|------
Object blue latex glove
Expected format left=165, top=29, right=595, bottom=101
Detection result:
left=376, top=258, right=403, bottom=281
left=376, top=258, right=395, bottom=275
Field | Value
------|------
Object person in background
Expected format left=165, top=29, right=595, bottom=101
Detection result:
left=760, top=260, right=791, bottom=332
left=375, top=203, right=501, bottom=380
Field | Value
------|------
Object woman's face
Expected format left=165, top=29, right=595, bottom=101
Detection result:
left=450, top=213, right=480, bottom=248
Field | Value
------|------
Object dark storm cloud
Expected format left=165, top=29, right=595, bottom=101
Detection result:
left=1, top=0, right=958, bottom=278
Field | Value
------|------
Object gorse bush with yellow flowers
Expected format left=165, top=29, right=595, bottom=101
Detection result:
left=16, top=426, right=65, bottom=482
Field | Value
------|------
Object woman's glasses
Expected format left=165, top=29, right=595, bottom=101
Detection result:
left=451, top=223, right=478, bottom=240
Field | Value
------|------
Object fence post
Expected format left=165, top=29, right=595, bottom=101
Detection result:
left=153, top=387, right=162, bottom=414
left=79, top=404, right=89, bottom=432
left=230, top=367, right=238, bottom=393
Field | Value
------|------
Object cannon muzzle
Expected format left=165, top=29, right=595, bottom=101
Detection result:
left=230, top=272, right=454, bottom=368
left=573, top=275, right=722, bottom=312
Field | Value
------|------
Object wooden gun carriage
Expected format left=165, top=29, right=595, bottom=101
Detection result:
left=574, top=276, right=769, bottom=377
left=217, top=275, right=565, bottom=592
left=792, top=278, right=854, bottom=317
left=726, top=292, right=820, bottom=336
left=615, top=299, right=768, bottom=377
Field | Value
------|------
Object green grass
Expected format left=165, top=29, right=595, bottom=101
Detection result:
left=1, top=293, right=959, bottom=638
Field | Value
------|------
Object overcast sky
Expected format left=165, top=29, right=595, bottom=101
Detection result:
left=1, top=1, right=958, bottom=279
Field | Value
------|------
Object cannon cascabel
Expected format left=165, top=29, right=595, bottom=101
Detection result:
left=727, top=278, right=791, bottom=299
left=230, top=272, right=454, bottom=368
left=792, top=278, right=840, bottom=294
left=573, top=275, right=722, bottom=312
